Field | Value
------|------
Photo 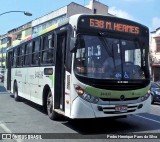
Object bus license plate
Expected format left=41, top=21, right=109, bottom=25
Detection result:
left=115, top=105, right=127, bottom=112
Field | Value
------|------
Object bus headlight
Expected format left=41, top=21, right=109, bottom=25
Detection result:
left=74, top=85, right=99, bottom=104
left=140, top=93, right=150, bottom=102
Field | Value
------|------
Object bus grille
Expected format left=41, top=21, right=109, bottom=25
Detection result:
left=98, top=105, right=138, bottom=114
left=100, top=97, right=139, bottom=101
left=67, top=75, right=70, bottom=90
left=103, top=109, right=136, bottom=114
left=92, top=84, right=146, bottom=91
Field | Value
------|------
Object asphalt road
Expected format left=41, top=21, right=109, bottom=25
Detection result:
left=0, top=84, right=160, bottom=142
left=0, top=82, right=6, bottom=92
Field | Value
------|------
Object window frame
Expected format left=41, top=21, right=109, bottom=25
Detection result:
left=40, top=32, right=55, bottom=66
left=156, top=39, right=160, bottom=52
left=31, top=38, right=41, bottom=66
left=24, top=41, right=32, bottom=67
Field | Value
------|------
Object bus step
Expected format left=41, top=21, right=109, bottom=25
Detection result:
left=54, top=109, right=65, bottom=115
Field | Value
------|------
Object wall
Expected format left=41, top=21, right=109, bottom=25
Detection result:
left=67, top=2, right=92, bottom=17
left=86, top=0, right=108, bottom=14
left=32, top=6, right=67, bottom=27
left=150, top=28, right=160, bottom=64
left=150, top=28, right=160, bottom=81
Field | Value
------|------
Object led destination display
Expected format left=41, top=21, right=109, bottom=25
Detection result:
left=90, top=18, right=139, bottom=34
left=78, top=16, right=144, bottom=35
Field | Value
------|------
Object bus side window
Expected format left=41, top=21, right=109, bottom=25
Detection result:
left=19, top=46, right=24, bottom=67
left=11, top=51, right=14, bottom=67
left=16, top=47, right=20, bottom=67
left=32, top=39, right=40, bottom=66
left=13, top=48, right=17, bottom=67
left=24, top=42, right=32, bottom=66
left=41, top=34, right=54, bottom=64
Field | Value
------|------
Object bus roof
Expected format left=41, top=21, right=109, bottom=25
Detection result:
left=7, top=14, right=148, bottom=51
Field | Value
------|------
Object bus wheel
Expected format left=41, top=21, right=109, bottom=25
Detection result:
left=14, top=83, right=21, bottom=101
left=47, top=91, right=58, bottom=120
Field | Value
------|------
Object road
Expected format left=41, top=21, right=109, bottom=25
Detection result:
left=0, top=83, right=160, bottom=142
left=0, top=82, right=6, bottom=92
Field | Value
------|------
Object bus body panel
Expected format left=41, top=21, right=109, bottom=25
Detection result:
left=64, top=71, right=71, bottom=118
left=71, top=97, right=95, bottom=118
left=28, top=67, right=40, bottom=104
left=10, top=66, right=55, bottom=105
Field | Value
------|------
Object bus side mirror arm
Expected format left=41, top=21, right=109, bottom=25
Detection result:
left=70, top=37, right=76, bottom=53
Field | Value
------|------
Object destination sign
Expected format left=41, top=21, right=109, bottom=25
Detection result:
left=77, top=16, right=148, bottom=36
left=89, top=18, right=140, bottom=34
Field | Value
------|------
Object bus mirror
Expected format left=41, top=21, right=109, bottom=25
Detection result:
left=70, top=38, right=76, bottom=52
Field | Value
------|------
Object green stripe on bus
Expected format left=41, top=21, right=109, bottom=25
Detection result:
left=84, top=85, right=150, bottom=98
left=49, top=75, right=54, bottom=88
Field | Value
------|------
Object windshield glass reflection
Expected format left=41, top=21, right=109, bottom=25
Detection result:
left=74, top=35, right=146, bottom=80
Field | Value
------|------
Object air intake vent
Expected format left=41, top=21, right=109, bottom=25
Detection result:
left=67, top=75, right=70, bottom=90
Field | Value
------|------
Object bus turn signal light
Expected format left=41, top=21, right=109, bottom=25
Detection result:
left=74, top=84, right=99, bottom=104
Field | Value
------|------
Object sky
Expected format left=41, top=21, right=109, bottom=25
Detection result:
left=0, top=0, right=160, bottom=35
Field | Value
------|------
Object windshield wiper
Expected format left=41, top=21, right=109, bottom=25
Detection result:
left=98, top=32, right=113, bottom=58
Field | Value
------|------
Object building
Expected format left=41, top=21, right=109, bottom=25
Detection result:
left=0, top=22, right=32, bottom=67
left=0, top=34, right=11, bottom=67
left=0, top=0, right=109, bottom=67
left=150, top=27, right=160, bottom=81
left=32, top=1, right=109, bottom=35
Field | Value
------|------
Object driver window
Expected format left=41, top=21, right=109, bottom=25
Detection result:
left=123, top=40, right=144, bottom=79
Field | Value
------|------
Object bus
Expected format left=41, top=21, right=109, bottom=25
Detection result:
left=4, top=14, right=151, bottom=120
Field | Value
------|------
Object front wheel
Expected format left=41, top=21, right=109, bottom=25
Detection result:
left=47, top=91, right=58, bottom=120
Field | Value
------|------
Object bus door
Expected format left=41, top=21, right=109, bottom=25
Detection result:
left=7, top=51, right=12, bottom=90
left=54, top=31, right=67, bottom=111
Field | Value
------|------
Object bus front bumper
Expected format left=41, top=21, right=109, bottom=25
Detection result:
left=70, top=96, right=151, bottom=119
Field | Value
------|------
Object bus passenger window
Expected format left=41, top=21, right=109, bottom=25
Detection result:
left=43, top=36, right=48, bottom=50
left=24, top=42, right=32, bottom=66
left=19, top=46, right=24, bottom=66
left=16, top=47, right=20, bottom=67
left=41, top=34, right=54, bottom=64
left=13, top=48, right=17, bottom=67
left=32, top=39, right=40, bottom=65
left=42, top=50, right=54, bottom=64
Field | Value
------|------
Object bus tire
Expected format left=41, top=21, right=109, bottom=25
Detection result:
left=14, top=82, right=21, bottom=101
left=47, top=91, right=58, bottom=120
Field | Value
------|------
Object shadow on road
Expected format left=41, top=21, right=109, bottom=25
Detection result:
left=62, top=113, right=160, bottom=134
left=63, top=117, right=136, bottom=134
left=9, top=94, right=67, bottom=122
left=10, top=94, right=45, bottom=113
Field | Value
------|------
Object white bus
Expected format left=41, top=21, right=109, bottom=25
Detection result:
left=4, top=14, right=151, bottom=120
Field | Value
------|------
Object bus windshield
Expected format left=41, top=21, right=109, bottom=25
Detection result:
left=74, top=34, right=148, bottom=80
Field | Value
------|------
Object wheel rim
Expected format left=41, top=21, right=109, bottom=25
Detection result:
left=47, top=93, right=53, bottom=115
